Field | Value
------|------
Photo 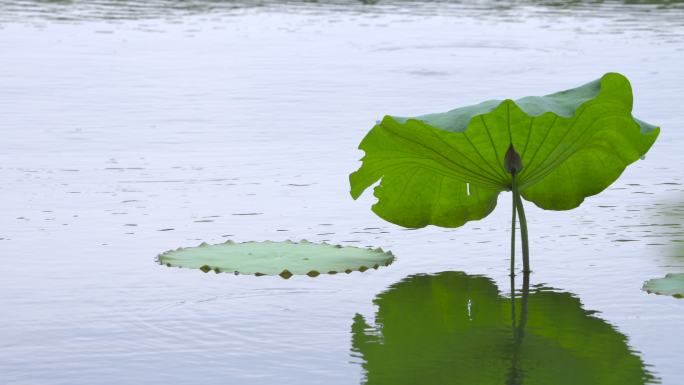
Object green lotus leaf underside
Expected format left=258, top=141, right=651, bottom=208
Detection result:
left=642, top=273, right=684, bottom=298
left=350, top=73, right=660, bottom=228
left=157, top=240, right=394, bottom=278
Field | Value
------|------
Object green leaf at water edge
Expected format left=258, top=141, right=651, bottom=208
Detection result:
left=350, top=73, right=659, bottom=228
left=157, top=240, right=394, bottom=278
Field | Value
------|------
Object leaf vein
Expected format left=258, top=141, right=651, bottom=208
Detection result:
left=480, top=115, right=507, bottom=178
left=381, top=125, right=504, bottom=187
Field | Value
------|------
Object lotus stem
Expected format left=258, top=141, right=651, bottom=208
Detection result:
left=505, top=144, right=529, bottom=275
left=512, top=180, right=530, bottom=274
left=510, top=174, right=517, bottom=277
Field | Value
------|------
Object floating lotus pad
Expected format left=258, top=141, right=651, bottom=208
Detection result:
left=642, top=273, right=684, bottom=298
left=157, top=240, right=394, bottom=278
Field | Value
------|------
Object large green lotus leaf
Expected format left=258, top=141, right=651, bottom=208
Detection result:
left=157, top=240, right=394, bottom=278
left=643, top=273, right=684, bottom=298
left=350, top=73, right=659, bottom=228
left=352, top=272, right=656, bottom=385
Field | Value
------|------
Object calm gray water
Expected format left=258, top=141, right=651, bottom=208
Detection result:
left=1, top=1, right=683, bottom=384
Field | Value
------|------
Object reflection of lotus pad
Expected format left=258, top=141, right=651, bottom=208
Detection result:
left=643, top=273, right=684, bottom=298
left=352, top=272, right=655, bottom=385
left=157, top=240, right=394, bottom=278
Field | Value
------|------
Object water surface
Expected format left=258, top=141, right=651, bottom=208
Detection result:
left=1, top=1, right=683, bottom=384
